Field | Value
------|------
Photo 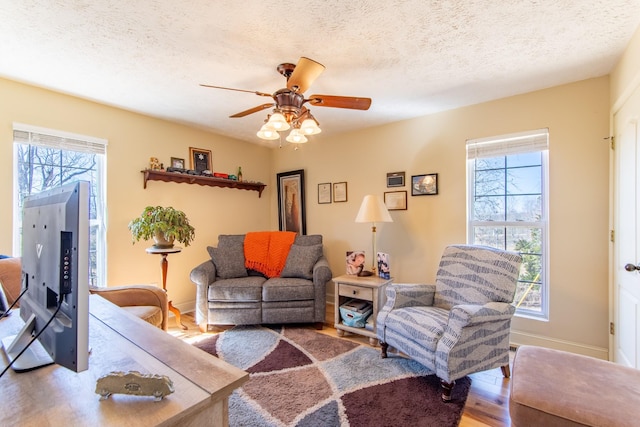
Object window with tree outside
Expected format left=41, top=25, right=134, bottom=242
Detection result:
left=13, top=125, right=107, bottom=287
left=467, top=129, right=549, bottom=318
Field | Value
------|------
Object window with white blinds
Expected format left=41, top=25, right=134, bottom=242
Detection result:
left=467, top=128, right=549, bottom=319
left=12, top=123, right=107, bottom=287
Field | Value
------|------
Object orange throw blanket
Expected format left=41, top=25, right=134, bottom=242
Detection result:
left=244, top=231, right=297, bottom=278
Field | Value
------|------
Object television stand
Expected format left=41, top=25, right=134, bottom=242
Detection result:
left=1, top=313, right=54, bottom=371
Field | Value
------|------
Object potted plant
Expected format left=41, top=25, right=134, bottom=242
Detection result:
left=128, top=206, right=195, bottom=248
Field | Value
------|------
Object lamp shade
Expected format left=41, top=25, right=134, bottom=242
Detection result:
left=355, top=195, right=393, bottom=223
left=267, top=112, right=290, bottom=131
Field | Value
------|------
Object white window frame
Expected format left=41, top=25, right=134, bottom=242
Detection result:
left=466, top=128, right=549, bottom=320
left=12, top=123, right=108, bottom=287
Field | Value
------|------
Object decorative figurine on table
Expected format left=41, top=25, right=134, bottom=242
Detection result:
left=95, top=371, right=174, bottom=401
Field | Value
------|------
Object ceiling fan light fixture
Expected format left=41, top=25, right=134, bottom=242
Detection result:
left=300, top=118, right=321, bottom=135
left=257, top=125, right=279, bottom=140
left=267, top=112, right=290, bottom=131
left=286, top=128, right=308, bottom=144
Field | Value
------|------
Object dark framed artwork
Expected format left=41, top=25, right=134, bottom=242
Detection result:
left=170, top=157, right=185, bottom=169
left=384, top=190, right=407, bottom=210
left=318, top=182, right=332, bottom=204
left=277, top=169, right=306, bottom=235
left=189, top=147, right=212, bottom=172
left=411, top=173, right=438, bottom=196
left=386, top=171, right=405, bottom=187
left=333, top=182, right=348, bottom=202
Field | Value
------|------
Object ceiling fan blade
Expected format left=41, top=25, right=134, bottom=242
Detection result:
left=287, top=57, right=325, bottom=93
left=200, top=84, right=272, bottom=98
left=229, top=103, right=275, bottom=118
left=307, top=94, right=372, bottom=110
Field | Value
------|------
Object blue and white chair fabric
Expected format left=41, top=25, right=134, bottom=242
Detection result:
left=376, top=244, right=522, bottom=401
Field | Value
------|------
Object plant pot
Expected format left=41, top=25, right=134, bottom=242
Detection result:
left=153, top=231, right=175, bottom=249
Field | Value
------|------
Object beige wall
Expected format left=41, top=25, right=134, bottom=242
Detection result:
left=611, top=24, right=640, bottom=106
left=274, top=76, right=611, bottom=357
left=1, top=74, right=612, bottom=357
left=0, top=78, right=273, bottom=310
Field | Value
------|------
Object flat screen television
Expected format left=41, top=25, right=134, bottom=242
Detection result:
left=1, top=181, right=90, bottom=373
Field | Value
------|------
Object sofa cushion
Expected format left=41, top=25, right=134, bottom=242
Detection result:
left=207, top=235, right=247, bottom=279
left=262, top=277, right=315, bottom=301
left=281, top=244, right=323, bottom=280
left=208, top=276, right=265, bottom=302
left=294, top=234, right=322, bottom=246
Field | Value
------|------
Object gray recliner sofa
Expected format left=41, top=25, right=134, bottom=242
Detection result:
left=190, top=233, right=331, bottom=332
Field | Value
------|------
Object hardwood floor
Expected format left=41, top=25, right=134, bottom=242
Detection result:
left=168, top=314, right=512, bottom=427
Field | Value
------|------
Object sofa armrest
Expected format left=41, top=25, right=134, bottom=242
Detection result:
left=376, top=283, right=435, bottom=341
left=448, top=302, right=516, bottom=328
left=190, top=260, right=217, bottom=328
left=384, top=283, right=436, bottom=310
left=311, top=256, right=331, bottom=323
left=0, top=257, right=22, bottom=306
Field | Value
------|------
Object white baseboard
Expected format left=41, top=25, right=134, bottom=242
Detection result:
left=510, top=330, right=609, bottom=360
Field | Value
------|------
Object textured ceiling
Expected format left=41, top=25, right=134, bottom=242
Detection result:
left=1, top=1, right=640, bottom=146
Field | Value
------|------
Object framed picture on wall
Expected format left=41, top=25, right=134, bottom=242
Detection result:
left=277, top=169, right=306, bottom=235
left=333, top=182, right=348, bottom=202
left=411, top=173, right=438, bottom=196
left=384, top=191, right=407, bottom=210
left=318, top=182, right=332, bottom=204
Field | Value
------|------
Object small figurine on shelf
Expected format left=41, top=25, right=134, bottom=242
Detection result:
left=237, top=166, right=243, bottom=182
left=149, top=157, right=161, bottom=170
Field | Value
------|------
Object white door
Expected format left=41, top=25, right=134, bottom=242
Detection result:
left=613, top=86, right=640, bottom=368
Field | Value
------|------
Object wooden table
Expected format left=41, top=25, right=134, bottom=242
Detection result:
left=145, top=246, right=186, bottom=330
left=333, top=274, right=391, bottom=346
left=0, top=295, right=248, bottom=427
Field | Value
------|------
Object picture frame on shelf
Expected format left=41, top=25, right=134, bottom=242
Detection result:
left=170, top=157, right=185, bottom=169
left=318, top=182, right=332, bottom=204
left=277, top=169, right=306, bottom=235
left=384, top=190, right=407, bottom=210
left=333, top=182, right=348, bottom=202
left=411, top=173, right=438, bottom=196
left=189, top=147, right=212, bottom=173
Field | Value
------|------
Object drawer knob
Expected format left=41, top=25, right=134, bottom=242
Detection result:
left=353, top=290, right=357, bottom=295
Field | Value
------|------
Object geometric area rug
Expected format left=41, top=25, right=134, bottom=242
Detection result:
left=193, top=325, right=471, bottom=427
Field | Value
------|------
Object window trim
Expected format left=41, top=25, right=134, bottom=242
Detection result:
left=12, top=123, right=108, bottom=287
left=466, top=129, right=549, bottom=320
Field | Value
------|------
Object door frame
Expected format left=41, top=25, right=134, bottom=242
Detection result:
left=609, top=71, right=640, bottom=362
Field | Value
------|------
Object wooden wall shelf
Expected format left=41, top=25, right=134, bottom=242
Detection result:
left=142, top=169, right=266, bottom=197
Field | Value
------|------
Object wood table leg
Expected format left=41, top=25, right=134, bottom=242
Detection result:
left=160, top=253, right=187, bottom=330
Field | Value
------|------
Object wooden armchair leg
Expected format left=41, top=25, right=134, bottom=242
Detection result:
left=440, top=380, right=455, bottom=402
left=501, top=364, right=511, bottom=378
left=380, top=342, right=389, bottom=358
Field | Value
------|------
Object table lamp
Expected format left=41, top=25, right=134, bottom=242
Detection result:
left=355, top=195, right=393, bottom=276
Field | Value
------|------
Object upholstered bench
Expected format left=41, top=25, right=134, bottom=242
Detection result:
left=510, top=345, right=640, bottom=426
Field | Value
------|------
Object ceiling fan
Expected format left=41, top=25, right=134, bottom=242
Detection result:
left=200, top=57, right=372, bottom=141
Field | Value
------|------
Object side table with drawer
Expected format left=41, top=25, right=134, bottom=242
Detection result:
left=333, top=274, right=391, bottom=346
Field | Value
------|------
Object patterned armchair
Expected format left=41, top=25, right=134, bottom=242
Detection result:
left=376, top=245, right=522, bottom=401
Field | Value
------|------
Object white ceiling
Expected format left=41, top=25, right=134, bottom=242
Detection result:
left=2, top=1, right=640, bottom=146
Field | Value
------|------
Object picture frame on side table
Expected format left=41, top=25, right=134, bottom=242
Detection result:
left=277, top=169, right=306, bottom=235
left=411, top=173, right=438, bottom=196
left=318, top=183, right=332, bottom=204
left=170, top=157, right=185, bottom=169
left=333, top=182, right=348, bottom=202
left=384, top=191, right=407, bottom=210
left=189, top=147, right=212, bottom=173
